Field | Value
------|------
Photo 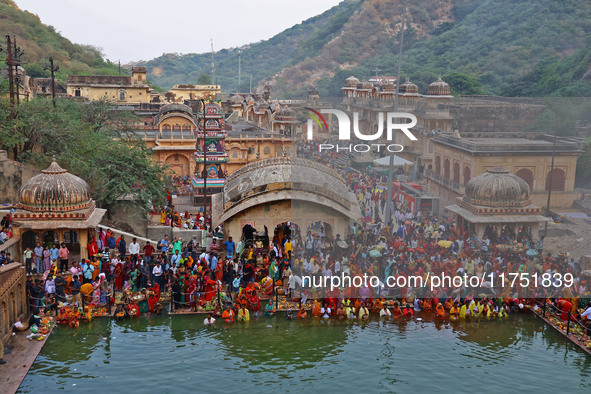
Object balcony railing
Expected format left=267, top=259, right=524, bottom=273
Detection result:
left=425, top=169, right=463, bottom=193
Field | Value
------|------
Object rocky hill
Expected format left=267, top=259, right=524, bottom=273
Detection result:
left=0, top=0, right=119, bottom=82
left=143, top=0, right=591, bottom=97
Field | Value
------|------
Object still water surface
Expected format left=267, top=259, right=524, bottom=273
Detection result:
left=18, top=313, right=591, bottom=393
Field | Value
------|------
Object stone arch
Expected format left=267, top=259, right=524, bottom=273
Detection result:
left=165, top=154, right=190, bottom=178
left=516, top=168, right=534, bottom=190
left=443, top=159, right=450, bottom=180
left=463, top=166, right=471, bottom=185
left=435, top=156, right=441, bottom=175
left=545, top=168, right=566, bottom=192
left=453, top=162, right=460, bottom=184
left=21, top=230, right=38, bottom=250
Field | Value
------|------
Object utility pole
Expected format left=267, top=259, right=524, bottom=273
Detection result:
left=384, top=8, right=406, bottom=227
left=544, top=133, right=558, bottom=235
left=118, top=60, right=121, bottom=75
left=238, top=49, right=242, bottom=92
left=1, top=35, right=16, bottom=114
left=373, top=67, right=381, bottom=79
left=44, top=57, right=59, bottom=108
left=210, top=39, right=216, bottom=84
left=13, top=36, right=20, bottom=106
left=200, top=99, right=208, bottom=231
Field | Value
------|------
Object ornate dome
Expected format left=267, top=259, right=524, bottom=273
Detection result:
left=427, top=77, right=451, bottom=96
left=230, top=94, right=245, bottom=103
left=344, top=76, right=360, bottom=87
left=360, top=81, right=373, bottom=90
left=382, top=83, right=396, bottom=91
left=255, top=98, right=269, bottom=108
left=402, top=79, right=418, bottom=94
left=18, top=158, right=92, bottom=212
left=276, top=105, right=295, bottom=117
left=464, top=167, right=531, bottom=207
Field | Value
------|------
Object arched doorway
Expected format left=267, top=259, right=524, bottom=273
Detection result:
left=545, top=168, right=566, bottom=191
left=516, top=168, right=534, bottom=190
left=307, top=221, right=333, bottom=241
left=435, top=156, right=441, bottom=175
left=272, top=222, right=301, bottom=246
left=165, top=154, right=190, bottom=178
left=443, top=159, right=450, bottom=180
left=21, top=230, right=38, bottom=251
left=453, top=162, right=460, bottom=184
left=463, top=166, right=471, bottom=185
left=42, top=230, right=59, bottom=248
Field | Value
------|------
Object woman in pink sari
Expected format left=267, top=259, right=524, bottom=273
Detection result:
left=43, top=246, right=52, bottom=271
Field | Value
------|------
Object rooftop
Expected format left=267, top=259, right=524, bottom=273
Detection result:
left=432, top=134, right=584, bottom=155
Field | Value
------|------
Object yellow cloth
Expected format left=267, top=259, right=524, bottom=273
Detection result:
left=238, top=308, right=250, bottom=322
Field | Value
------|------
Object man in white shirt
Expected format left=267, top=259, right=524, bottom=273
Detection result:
left=334, top=260, right=341, bottom=275
left=320, top=304, right=331, bottom=318
left=129, top=238, right=140, bottom=264
left=152, top=261, right=163, bottom=289
left=380, top=305, right=392, bottom=318
left=204, top=313, right=216, bottom=325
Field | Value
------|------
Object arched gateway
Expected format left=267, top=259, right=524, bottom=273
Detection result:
left=212, top=157, right=362, bottom=241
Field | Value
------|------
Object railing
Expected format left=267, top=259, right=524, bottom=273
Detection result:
left=424, top=169, right=463, bottom=193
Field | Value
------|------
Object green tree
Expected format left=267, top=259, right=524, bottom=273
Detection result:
left=197, top=73, right=213, bottom=85
left=0, top=97, right=170, bottom=215
left=442, top=73, right=485, bottom=95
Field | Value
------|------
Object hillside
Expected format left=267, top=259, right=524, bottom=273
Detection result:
left=0, top=0, right=119, bottom=82
left=142, top=0, right=363, bottom=92
left=143, top=0, right=591, bottom=98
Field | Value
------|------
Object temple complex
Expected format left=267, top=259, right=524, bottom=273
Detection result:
left=10, top=158, right=106, bottom=260
left=446, top=167, right=549, bottom=240
left=427, top=133, right=584, bottom=209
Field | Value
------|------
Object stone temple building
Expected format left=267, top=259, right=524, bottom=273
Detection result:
left=446, top=167, right=549, bottom=240
left=212, top=157, right=362, bottom=241
left=11, top=158, right=106, bottom=260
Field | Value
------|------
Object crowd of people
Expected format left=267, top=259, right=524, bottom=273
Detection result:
left=5, top=146, right=591, bottom=339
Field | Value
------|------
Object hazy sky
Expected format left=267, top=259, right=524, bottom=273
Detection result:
left=14, top=0, right=344, bottom=63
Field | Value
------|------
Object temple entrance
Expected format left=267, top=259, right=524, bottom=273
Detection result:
left=272, top=222, right=300, bottom=248
left=21, top=230, right=38, bottom=251
left=307, top=221, right=333, bottom=241
left=64, top=230, right=80, bottom=255
left=42, top=230, right=59, bottom=248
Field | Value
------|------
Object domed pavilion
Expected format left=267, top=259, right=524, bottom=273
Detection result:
left=11, top=158, right=106, bottom=260
left=446, top=167, right=549, bottom=239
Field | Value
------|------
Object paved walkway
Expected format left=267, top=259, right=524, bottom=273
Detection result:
left=0, top=329, right=52, bottom=394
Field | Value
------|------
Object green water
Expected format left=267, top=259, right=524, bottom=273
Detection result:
left=18, top=313, right=591, bottom=393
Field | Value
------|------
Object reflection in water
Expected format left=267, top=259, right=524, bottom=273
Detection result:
left=18, top=314, right=591, bottom=394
